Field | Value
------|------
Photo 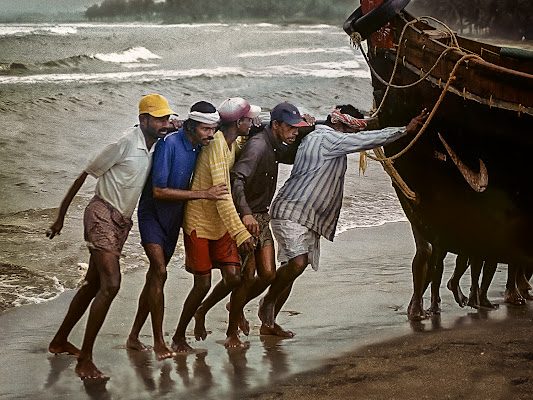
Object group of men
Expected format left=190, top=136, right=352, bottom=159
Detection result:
left=46, top=93, right=428, bottom=380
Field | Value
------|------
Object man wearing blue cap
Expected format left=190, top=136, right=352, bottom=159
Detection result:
left=258, top=105, right=429, bottom=336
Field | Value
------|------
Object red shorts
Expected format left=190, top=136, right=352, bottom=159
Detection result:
left=184, top=230, right=240, bottom=276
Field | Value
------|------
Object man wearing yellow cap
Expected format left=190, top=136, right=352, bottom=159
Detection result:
left=46, top=94, right=175, bottom=381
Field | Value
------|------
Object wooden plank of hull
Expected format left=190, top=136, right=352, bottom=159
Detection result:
left=385, top=14, right=533, bottom=112
left=370, top=49, right=533, bottom=264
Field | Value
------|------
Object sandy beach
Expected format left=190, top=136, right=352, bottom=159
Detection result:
left=1, top=221, right=531, bottom=399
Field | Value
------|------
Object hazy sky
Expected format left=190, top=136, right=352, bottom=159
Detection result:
left=1, top=0, right=97, bottom=16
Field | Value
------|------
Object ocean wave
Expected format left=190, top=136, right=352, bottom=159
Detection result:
left=0, top=47, right=161, bottom=76
left=0, top=263, right=65, bottom=312
left=0, top=25, right=77, bottom=37
left=93, top=46, right=161, bottom=63
left=0, top=60, right=369, bottom=85
left=237, top=47, right=355, bottom=58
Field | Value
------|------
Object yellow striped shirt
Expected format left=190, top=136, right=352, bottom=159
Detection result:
left=183, top=130, right=251, bottom=246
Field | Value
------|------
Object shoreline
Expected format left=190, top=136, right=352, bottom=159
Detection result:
left=0, top=221, right=530, bottom=399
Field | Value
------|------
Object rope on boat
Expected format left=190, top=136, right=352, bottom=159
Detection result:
left=350, top=15, right=483, bottom=202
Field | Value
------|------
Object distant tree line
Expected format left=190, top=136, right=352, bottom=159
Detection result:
left=410, top=0, right=532, bottom=40
left=84, top=0, right=356, bottom=23
left=84, top=0, right=532, bottom=40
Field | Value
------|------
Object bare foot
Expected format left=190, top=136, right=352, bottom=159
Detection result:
left=153, top=343, right=176, bottom=360
left=447, top=280, right=467, bottom=307
left=260, top=323, right=294, bottom=338
left=407, top=295, right=426, bottom=321
left=258, top=297, right=275, bottom=328
left=75, top=358, right=108, bottom=381
left=238, top=312, right=250, bottom=336
left=193, top=311, right=208, bottom=341
left=171, top=338, right=193, bottom=353
left=48, top=339, right=80, bottom=356
left=519, top=288, right=533, bottom=300
left=224, top=332, right=246, bottom=348
left=226, top=301, right=250, bottom=335
left=504, top=288, right=526, bottom=305
left=126, top=336, right=151, bottom=352
left=479, top=294, right=498, bottom=309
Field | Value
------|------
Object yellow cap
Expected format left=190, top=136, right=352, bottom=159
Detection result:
left=138, top=94, right=176, bottom=117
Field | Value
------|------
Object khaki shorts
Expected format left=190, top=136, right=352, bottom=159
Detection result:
left=83, top=196, right=133, bottom=256
left=270, top=218, right=321, bottom=271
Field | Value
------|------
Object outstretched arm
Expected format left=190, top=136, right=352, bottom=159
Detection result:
left=46, top=172, right=88, bottom=239
left=153, top=183, right=228, bottom=201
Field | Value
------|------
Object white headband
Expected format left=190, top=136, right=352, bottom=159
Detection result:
left=187, top=110, right=220, bottom=124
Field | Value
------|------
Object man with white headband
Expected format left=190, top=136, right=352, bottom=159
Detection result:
left=127, top=101, right=227, bottom=360
left=258, top=105, right=429, bottom=336
left=171, top=97, right=257, bottom=352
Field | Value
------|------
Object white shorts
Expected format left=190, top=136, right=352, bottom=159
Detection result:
left=270, top=218, right=321, bottom=271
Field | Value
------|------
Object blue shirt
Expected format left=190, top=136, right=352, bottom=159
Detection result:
left=270, top=124, right=406, bottom=241
left=138, top=128, right=201, bottom=234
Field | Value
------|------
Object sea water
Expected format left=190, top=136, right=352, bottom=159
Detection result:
left=0, top=22, right=406, bottom=311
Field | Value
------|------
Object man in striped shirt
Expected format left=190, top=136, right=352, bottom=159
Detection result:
left=171, top=98, right=258, bottom=352
left=258, top=105, right=429, bottom=335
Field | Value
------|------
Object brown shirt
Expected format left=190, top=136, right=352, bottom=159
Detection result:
left=231, top=126, right=282, bottom=216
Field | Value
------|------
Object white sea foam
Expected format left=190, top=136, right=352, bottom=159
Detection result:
left=93, top=46, right=161, bottom=63
left=237, top=47, right=355, bottom=58
left=0, top=60, right=370, bottom=85
left=0, top=25, right=77, bottom=37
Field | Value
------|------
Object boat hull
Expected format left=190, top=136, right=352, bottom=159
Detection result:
left=367, top=14, right=533, bottom=264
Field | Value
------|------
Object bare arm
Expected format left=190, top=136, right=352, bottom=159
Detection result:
left=46, top=171, right=88, bottom=239
left=153, top=183, right=228, bottom=202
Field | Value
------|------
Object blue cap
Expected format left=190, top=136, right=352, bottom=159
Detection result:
left=270, top=102, right=308, bottom=127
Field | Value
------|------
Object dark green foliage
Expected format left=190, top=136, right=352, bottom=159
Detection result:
left=84, top=0, right=358, bottom=23
left=409, top=0, right=532, bottom=40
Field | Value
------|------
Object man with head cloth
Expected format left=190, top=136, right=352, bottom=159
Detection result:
left=258, top=105, right=429, bottom=336
left=171, top=97, right=257, bottom=352
left=126, top=101, right=228, bottom=360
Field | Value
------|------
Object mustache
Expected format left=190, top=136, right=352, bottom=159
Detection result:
left=205, top=136, right=215, bottom=141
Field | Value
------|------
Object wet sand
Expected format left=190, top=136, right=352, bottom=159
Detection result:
left=0, top=221, right=531, bottom=399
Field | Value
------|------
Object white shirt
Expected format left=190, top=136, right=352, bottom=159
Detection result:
left=85, top=126, right=154, bottom=218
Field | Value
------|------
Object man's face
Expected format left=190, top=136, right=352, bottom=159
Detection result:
left=141, top=114, right=171, bottom=140
left=273, top=121, right=299, bottom=145
left=192, top=122, right=218, bottom=146
left=236, top=117, right=253, bottom=136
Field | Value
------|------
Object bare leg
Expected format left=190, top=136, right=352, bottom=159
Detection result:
left=172, top=275, right=211, bottom=352
left=479, top=260, right=498, bottom=308
left=225, top=254, right=257, bottom=348
left=259, top=284, right=294, bottom=337
left=258, top=254, right=307, bottom=334
left=467, top=258, right=483, bottom=308
left=429, top=247, right=446, bottom=314
left=447, top=254, right=469, bottom=307
left=517, top=266, right=533, bottom=300
left=127, top=244, right=175, bottom=360
left=408, top=226, right=431, bottom=320
left=231, top=245, right=277, bottom=336
left=504, top=264, right=526, bottom=305
left=194, top=266, right=241, bottom=341
left=49, top=256, right=100, bottom=356
left=75, top=250, right=121, bottom=380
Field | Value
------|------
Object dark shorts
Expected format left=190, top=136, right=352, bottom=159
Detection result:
left=184, top=230, right=240, bottom=277
left=138, top=215, right=180, bottom=258
left=83, top=196, right=133, bottom=256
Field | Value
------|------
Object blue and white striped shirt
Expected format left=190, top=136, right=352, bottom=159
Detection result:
left=270, top=124, right=406, bottom=241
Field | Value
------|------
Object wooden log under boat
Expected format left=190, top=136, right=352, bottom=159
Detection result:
left=344, top=1, right=533, bottom=266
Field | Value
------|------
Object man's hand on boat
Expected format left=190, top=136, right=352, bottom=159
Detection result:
left=405, top=108, right=429, bottom=134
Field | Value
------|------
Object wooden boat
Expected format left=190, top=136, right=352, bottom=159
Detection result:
left=343, top=0, right=533, bottom=318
